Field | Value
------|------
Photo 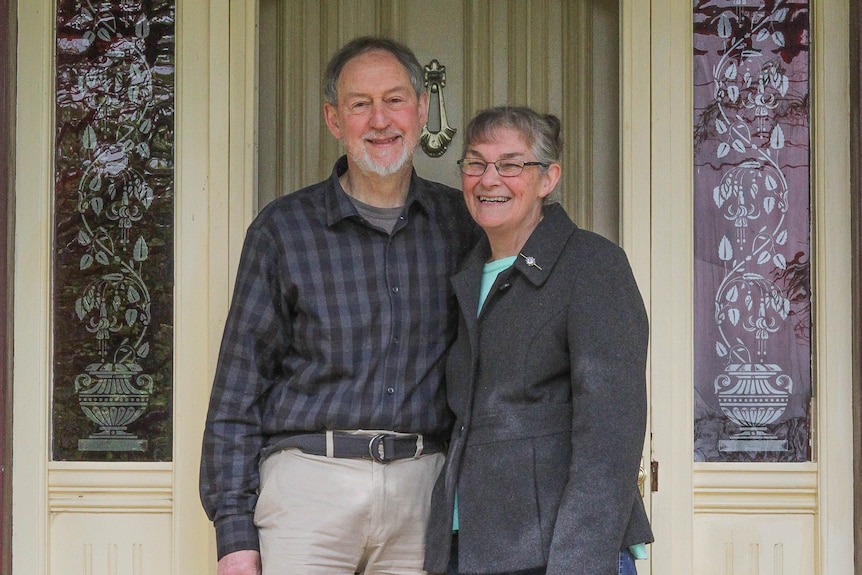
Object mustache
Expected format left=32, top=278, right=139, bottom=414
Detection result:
left=363, top=129, right=403, bottom=140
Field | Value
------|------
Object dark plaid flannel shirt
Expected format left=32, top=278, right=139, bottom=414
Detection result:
left=199, top=156, right=477, bottom=558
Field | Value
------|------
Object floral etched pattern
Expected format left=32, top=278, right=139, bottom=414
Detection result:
left=52, top=0, right=174, bottom=461
left=693, top=0, right=811, bottom=462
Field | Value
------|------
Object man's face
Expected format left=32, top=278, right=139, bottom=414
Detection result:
left=324, top=50, right=428, bottom=177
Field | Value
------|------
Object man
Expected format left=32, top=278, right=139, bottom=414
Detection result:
left=200, top=37, right=476, bottom=575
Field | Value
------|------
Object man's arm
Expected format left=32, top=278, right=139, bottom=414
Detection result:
left=200, top=223, right=293, bottom=558
left=217, top=550, right=262, bottom=575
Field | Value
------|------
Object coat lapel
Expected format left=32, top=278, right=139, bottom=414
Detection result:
left=451, top=236, right=488, bottom=326
left=449, top=237, right=489, bottom=423
left=511, top=203, right=576, bottom=287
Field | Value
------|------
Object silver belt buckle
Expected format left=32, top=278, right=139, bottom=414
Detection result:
left=368, top=434, right=388, bottom=462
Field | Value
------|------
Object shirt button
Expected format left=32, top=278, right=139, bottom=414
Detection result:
left=392, top=286, right=399, bottom=293
left=387, top=387, right=395, bottom=394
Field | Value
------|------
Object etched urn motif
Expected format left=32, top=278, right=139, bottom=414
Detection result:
left=714, top=362, right=793, bottom=451
left=75, top=360, right=153, bottom=451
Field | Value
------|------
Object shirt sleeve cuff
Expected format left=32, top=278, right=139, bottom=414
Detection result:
left=215, top=515, right=260, bottom=559
left=629, top=542, right=649, bottom=560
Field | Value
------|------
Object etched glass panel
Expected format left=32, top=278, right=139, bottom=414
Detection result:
left=52, top=1, right=175, bottom=461
left=693, top=0, right=811, bottom=462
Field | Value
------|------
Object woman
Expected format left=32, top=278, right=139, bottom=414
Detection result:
left=424, top=106, right=653, bottom=575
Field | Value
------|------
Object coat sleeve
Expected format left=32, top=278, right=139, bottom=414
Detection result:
left=546, top=242, right=649, bottom=575
left=199, top=223, right=293, bottom=559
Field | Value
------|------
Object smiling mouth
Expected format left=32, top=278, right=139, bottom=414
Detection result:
left=366, top=134, right=401, bottom=146
left=479, top=196, right=509, bottom=203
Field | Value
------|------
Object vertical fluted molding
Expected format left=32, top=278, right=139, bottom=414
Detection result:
left=133, top=543, right=143, bottom=575
left=562, top=0, right=593, bottom=229
left=464, top=1, right=493, bottom=118
left=319, top=3, right=342, bottom=179
left=281, top=1, right=299, bottom=200
left=83, top=543, right=92, bottom=575
left=507, top=0, right=550, bottom=109
left=773, top=542, right=784, bottom=574
left=266, top=0, right=410, bottom=200
left=508, top=0, right=528, bottom=105
left=531, top=1, right=550, bottom=109
left=276, top=0, right=290, bottom=203
left=259, top=0, right=315, bottom=204
left=380, top=0, right=406, bottom=39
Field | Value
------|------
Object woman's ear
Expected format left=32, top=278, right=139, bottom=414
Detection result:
left=539, top=163, right=562, bottom=198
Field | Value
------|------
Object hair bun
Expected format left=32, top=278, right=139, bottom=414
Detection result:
left=544, top=114, right=562, bottom=151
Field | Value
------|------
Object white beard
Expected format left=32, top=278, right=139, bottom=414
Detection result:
left=347, top=130, right=417, bottom=176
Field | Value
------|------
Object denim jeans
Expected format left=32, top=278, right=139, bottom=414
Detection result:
left=618, top=549, right=639, bottom=575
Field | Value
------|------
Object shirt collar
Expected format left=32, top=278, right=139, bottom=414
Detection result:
left=324, top=155, right=433, bottom=227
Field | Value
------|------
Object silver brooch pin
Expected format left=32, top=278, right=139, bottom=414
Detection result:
left=519, top=253, right=542, bottom=271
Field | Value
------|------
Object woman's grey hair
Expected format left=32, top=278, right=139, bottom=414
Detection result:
left=462, top=106, right=562, bottom=166
left=323, top=36, right=425, bottom=105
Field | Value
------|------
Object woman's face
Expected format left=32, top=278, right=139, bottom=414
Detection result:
left=461, top=128, right=560, bottom=245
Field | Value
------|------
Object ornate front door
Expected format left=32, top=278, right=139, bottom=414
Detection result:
left=256, top=0, right=653, bottom=571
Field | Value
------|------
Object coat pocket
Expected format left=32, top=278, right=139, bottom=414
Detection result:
left=457, top=429, right=571, bottom=573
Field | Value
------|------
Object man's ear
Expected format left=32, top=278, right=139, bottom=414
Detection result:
left=323, top=102, right=342, bottom=140
left=418, top=91, right=429, bottom=126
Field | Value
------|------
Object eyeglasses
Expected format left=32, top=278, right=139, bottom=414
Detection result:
left=457, top=159, right=550, bottom=177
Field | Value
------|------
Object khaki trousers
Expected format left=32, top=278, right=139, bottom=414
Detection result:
left=254, top=447, right=444, bottom=575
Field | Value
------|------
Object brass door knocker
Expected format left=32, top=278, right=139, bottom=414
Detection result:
left=420, top=59, right=456, bottom=157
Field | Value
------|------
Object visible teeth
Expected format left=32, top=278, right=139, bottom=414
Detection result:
left=368, top=134, right=399, bottom=143
left=479, top=197, right=508, bottom=203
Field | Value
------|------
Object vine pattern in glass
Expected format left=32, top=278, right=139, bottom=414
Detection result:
left=693, top=0, right=811, bottom=462
left=53, top=0, right=175, bottom=461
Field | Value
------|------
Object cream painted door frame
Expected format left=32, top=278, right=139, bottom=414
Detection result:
left=12, top=2, right=231, bottom=574
left=10, top=1, right=855, bottom=574
left=854, top=1, right=862, bottom=569
left=1, top=0, right=14, bottom=571
left=645, top=1, right=855, bottom=574
left=208, top=0, right=857, bottom=571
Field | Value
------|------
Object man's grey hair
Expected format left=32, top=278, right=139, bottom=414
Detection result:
left=323, top=36, right=425, bottom=106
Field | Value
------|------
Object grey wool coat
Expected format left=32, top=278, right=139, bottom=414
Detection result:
left=424, top=203, right=654, bottom=575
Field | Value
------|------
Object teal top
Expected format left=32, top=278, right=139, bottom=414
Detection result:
left=479, top=257, right=518, bottom=308
left=451, top=256, right=648, bottom=561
